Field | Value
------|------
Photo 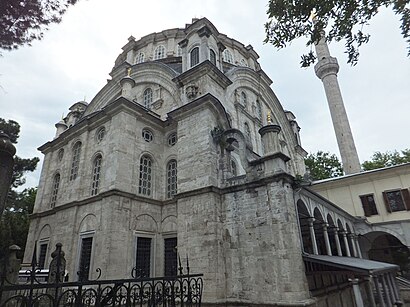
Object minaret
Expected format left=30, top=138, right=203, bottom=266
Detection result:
left=314, top=31, right=361, bottom=174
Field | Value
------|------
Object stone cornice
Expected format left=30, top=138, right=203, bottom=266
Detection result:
left=38, top=97, right=165, bottom=153
left=30, top=189, right=164, bottom=220
left=167, top=93, right=230, bottom=130
left=172, top=60, right=232, bottom=89
left=30, top=174, right=294, bottom=220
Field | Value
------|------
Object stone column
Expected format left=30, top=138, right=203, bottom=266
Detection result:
left=381, top=275, right=392, bottom=306
left=259, top=124, right=281, bottom=154
left=351, top=278, right=364, bottom=307
left=354, top=235, right=362, bottom=258
left=308, top=218, right=319, bottom=255
left=342, top=232, right=351, bottom=257
left=120, top=74, right=136, bottom=101
left=364, top=276, right=377, bottom=307
left=388, top=273, right=402, bottom=304
left=374, top=275, right=386, bottom=307
left=322, top=224, right=332, bottom=256
left=332, top=227, right=342, bottom=256
left=0, top=132, right=16, bottom=216
left=349, top=234, right=358, bottom=257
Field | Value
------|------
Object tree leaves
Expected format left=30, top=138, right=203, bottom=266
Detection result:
left=362, top=149, right=410, bottom=170
left=0, top=0, right=78, bottom=53
left=265, top=0, right=410, bottom=66
left=305, top=150, right=344, bottom=180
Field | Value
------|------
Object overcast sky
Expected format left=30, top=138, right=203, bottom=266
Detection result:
left=1, top=0, right=409, bottom=189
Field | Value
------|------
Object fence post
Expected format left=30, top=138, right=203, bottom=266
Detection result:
left=0, top=132, right=16, bottom=217
left=48, top=243, right=66, bottom=305
left=0, top=245, right=22, bottom=305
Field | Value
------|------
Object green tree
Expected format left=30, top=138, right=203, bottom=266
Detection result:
left=305, top=151, right=344, bottom=180
left=0, top=0, right=78, bottom=53
left=0, top=188, right=36, bottom=259
left=265, top=0, right=410, bottom=67
left=0, top=118, right=39, bottom=258
left=362, top=149, right=410, bottom=171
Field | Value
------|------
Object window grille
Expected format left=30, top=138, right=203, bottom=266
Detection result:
left=91, top=154, right=102, bottom=196
left=167, top=133, right=177, bottom=146
left=142, top=129, right=153, bottom=142
left=96, top=127, right=105, bottom=142
left=167, top=160, right=177, bottom=198
left=79, top=237, right=93, bottom=281
left=240, top=91, right=247, bottom=108
left=190, top=47, right=199, bottom=67
left=154, top=45, right=165, bottom=60
left=256, top=100, right=262, bottom=119
left=57, top=148, right=64, bottom=161
left=136, top=237, right=152, bottom=277
left=143, top=88, right=153, bottom=109
left=164, top=237, right=177, bottom=276
left=210, top=49, right=216, bottom=65
left=50, top=173, right=60, bottom=207
left=136, top=52, right=145, bottom=64
left=223, top=49, right=233, bottom=64
left=38, top=243, right=48, bottom=269
left=139, top=156, right=152, bottom=196
left=70, top=142, right=82, bottom=181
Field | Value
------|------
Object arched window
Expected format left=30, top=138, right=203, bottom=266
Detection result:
left=70, top=141, right=82, bottom=181
left=50, top=173, right=60, bottom=207
left=139, top=155, right=153, bottom=196
left=166, top=160, right=177, bottom=198
left=223, top=49, right=233, bottom=64
left=256, top=100, right=262, bottom=120
left=240, top=91, right=247, bottom=108
left=154, top=45, right=166, bottom=60
left=143, top=88, right=153, bottom=109
left=136, top=52, right=145, bottom=64
left=210, top=49, right=216, bottom=65
left=96, top=127, right=105, bottom=142
left=190, top=47, right=199, bottom=67
left=244, top=122, right=251, bottom=139
left=91, top=154, right=102, bottom=196
left=231, top=160, right=237, bottom=176
left=57, top=148, right=64, bottom=162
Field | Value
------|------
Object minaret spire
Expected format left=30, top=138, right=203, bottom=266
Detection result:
left=314, top=30, right=361, bottom=174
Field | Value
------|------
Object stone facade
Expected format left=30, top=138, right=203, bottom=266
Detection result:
left=25, top=18, right=384, bottom=306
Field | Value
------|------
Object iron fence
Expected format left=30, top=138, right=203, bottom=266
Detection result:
left=0, top=244, right=203, bottom=307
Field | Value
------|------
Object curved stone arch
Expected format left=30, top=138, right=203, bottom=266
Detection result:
left=326, top=213, right=336, bottom=227
left=313, top=207, right=325, bottom=223
left=89, top=151, right=104, bottom=164
left=133, top=213, right=158, bottom=233
left=311, top=203, right=326, bottom=221
left=222, top=128, right=249, bottom=172
left=38, top=224, right=52, bottom=240
left=359, top=226, right=407, bottom=245
left=84, top=62, right=179, bottom=115
left=161, top=215, right=177, bottom=233
left=78, top=213, right=98, bottom=233
left=296, top=199, right=311, bottom=218
left=297, top=195, right=314, bottom=216
left=337, top=218, right=345, bottom=231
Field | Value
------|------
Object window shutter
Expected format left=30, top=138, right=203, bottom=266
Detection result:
left=382, top=191, right=392, bottom=213
left=401, top=189, right=410, bottom=210
left=360, top=196, right=371, bottom=217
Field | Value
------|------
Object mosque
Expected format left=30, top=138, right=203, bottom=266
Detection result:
left=24, top=18, right=408, bottom=306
